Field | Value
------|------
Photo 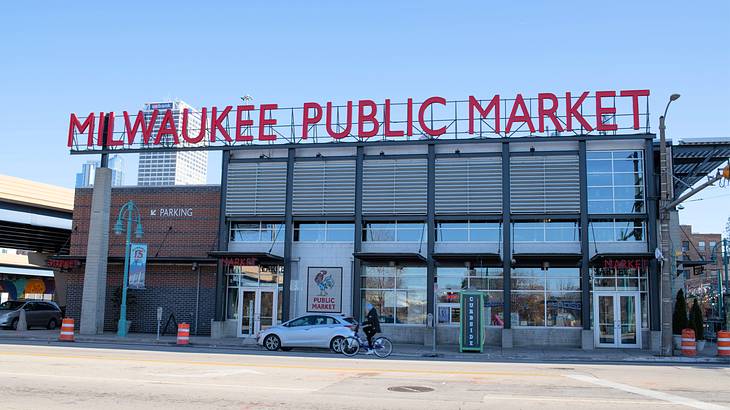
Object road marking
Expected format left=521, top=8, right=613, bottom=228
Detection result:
left=0, top=350, right=554, bottom=378
left=482, top=394, right=675, bottom=405
left=566, top=374, right=729, bottom=410
left=3, top=371, right=314, bottom=392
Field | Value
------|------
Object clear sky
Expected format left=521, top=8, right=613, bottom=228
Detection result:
left=1, top=1, right=728, bottom=232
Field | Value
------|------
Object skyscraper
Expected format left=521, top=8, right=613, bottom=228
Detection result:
left=136, top=101, right=208, bottom=186
left=75, top=155, right=125, bottom=187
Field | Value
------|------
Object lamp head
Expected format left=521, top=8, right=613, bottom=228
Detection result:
left=134, top=224, right=144, bottom=238
left=670, top=94, right=681, bottom=101
left=113, top=220, right=123, bottom=235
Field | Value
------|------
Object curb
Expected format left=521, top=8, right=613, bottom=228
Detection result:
left=3, top=335, right=729, bottom=364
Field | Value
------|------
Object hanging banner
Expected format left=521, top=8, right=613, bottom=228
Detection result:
left=128, top=243, right=147, bottom=290
left=306, top=267, right=342, bottom=313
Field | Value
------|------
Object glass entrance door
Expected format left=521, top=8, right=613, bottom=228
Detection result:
left=238, top=287, right=278, bottom=337
left=593, top=292, right=641, bottom=348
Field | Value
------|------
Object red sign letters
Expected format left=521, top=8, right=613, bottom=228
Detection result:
left=68, top=90, right=650, bottom=149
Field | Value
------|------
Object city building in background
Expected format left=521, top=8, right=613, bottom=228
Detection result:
left=75, top=155, right=125, bottom=187
left=680, top=224, right=726, bottom=318
left=137, top=101, right=208, bottom=186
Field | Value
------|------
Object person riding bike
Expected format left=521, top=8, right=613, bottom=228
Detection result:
left=362, top=303, right=381, bottom=354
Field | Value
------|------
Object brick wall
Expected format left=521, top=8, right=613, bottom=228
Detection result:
left=71, top=185, right=220, bottom=258
left=65, top=185, right=221, bottom=335
left=65, top=263, right=217, bottom=335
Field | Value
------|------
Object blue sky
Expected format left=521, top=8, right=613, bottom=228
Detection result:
left=1, top=1, right=728, bottom=232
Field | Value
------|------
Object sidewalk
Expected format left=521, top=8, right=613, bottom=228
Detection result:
left=2, top=329, right=728, bottom=364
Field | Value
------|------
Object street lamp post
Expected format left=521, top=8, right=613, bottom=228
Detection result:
left=659, top=94, right=680, bottom=356
left=113, top=200, right=143, bottom=337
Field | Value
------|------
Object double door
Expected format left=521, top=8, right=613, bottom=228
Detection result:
left=238, top=287, right=278, bottom=337
left=594, top=292, right=641, bottom=348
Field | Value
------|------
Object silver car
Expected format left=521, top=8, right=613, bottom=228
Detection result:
left=257, top=313, right=357, bottom=352
left=0, top=300, right=63, bottom=330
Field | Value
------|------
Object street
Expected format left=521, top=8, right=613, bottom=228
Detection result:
left=0, top=343, right=728, bottom=409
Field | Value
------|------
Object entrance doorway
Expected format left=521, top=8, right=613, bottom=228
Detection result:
left=593, top=291, right=641, bottom=348
left=238, top=287, right=278, bottom=337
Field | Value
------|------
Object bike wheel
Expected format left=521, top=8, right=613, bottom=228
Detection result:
left=341, top=336, right=360, bottom=357
left=372, top=337, right=392, bottom=358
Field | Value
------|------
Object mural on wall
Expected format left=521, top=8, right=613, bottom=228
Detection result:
left=0, top=277, right=55, bottom=300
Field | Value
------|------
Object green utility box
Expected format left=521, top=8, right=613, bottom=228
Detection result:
left=459, top=291, right=486, bottom=352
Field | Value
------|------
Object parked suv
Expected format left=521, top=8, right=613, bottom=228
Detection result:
left=0, top=300, right=63, bottom=330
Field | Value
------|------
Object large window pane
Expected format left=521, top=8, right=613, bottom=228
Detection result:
left=486, top=291, right=504, bottom=326
left=362, top=290, right=394, bottom=323
left=512, top=293, right=545, bottom=326
left=546, top=292, right=581, bottom=327
left=396, top=290, right=426, bottom=324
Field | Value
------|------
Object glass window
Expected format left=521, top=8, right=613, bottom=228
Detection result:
left=294, top=222, right=355, bottom=242
left=587, top=150, right=645, bottom=214
left=698, top=241, right=706, bottom=250
left=435, top=266, right=504, bottom=327
left=513, top=221, right=579, bottom=242
left=364, top=222, right=426, bottom=243
left=230, top=222, right=283, bottom=243
left=436, top=221, right=501, bottom=242
left=589, top=219, right=646, bottom=242
left=511, top=267, right=581, bottom=327
left=361, top=265, right=426, bottom=324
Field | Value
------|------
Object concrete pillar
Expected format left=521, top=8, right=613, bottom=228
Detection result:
left=501, top=328, right=513, bottom=348
left=581, top=329, right=594, bottom=350
left=79, top=168, right=112, bottom=335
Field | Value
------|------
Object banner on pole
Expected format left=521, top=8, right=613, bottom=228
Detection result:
left=128, top=243, right=147, bottom=290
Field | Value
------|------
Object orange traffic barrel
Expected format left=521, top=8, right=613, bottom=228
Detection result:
left=176, top=323, right=190, bottom=345
left=681, top=328, right=696, bottom=357
left=718, top=330, right=730, bottom=357
left=59, top=318, right=75, bottom=342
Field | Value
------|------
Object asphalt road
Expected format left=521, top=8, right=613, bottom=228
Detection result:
left=0, top=342, right=728, bottom=410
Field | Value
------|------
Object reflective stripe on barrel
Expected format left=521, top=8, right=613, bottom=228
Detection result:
left=59, top=318, right=75, bottom=342
left=681, top=328, right=696, bottom=356
left=718, top=331, right=730, bottom=357
left=177, top=323, right=190, bottom=345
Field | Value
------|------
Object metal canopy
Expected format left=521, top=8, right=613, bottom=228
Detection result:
left=671, top=138, right=730, bottom=199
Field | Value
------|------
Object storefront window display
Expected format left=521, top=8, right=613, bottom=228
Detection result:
left=511, top=267, right=581, bottom=327
left=361, top=265, right=426, bottom=324
left=436, top=266, right=503, bottom=326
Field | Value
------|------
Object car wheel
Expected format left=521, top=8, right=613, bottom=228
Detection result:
left=330, top=336, right=346, bottom=353
left=47, top=318, right=58, bottom=330
left=263, top=334, right=281, bottom=351
left=10, top=318, right=18, bottom=331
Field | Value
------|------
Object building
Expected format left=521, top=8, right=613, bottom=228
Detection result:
left=58, top=95, right=730, bottom=351
left=75, top=155, right=125, bottom=187
left=137, top=101, right=208, bottom=187
left=56, top=135, right=661, bottom=349
left=679, top=224, right=726, bottom=317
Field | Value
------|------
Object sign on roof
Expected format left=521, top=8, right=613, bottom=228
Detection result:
left=68, top=90, right=650, bottom=153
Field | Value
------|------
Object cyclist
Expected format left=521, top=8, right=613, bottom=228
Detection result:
left=362, top=303, right=381, bottom=354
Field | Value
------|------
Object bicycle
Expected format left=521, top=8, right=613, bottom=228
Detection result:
left=341, top=324, right=393, bottom=358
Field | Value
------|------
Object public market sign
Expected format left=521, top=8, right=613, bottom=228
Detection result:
left=67, top=90, right=650, bottom=153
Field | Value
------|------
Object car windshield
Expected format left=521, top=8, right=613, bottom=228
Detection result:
left=0, top=301, right=24, bottom=310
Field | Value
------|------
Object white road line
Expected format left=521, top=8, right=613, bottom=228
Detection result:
left=567, top=374, right=729, bottom=410
left=481, top=394, right=675, bottom=405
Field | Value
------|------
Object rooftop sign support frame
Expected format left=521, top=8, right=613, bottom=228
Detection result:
left=67, top=90, right=651, bottom=155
